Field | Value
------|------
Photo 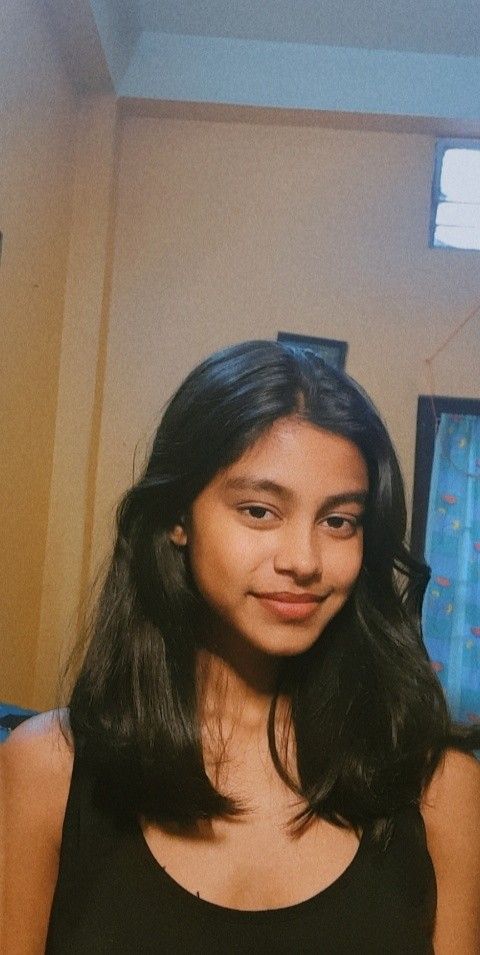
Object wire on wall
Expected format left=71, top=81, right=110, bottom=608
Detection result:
left=424, top=301, right=480, bottom=429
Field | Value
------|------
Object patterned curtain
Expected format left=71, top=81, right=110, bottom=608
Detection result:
left=422, top=412, right=480, bottom=723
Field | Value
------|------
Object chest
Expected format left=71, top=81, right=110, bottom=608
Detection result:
left=142, top=811, right=361, bottom=910
left=48, top=776, right=437, bottom=954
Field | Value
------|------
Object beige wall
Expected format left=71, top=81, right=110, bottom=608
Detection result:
left=91, top=115, right=480, bottom=575
left=33, top=94, right=119, bottom=711
left=0, top=0, right=76, bottom=706
left=0, top=4, right=119, bottom=712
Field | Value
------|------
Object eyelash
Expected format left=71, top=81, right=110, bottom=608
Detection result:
left=323, top=515, right=361, bottom=537
left=239, top=506, right=363, bottom=536
left=242, top=505, right=274, bottom=521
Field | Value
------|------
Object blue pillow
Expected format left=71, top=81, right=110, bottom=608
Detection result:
left=0, top=703, right=38, bottom=742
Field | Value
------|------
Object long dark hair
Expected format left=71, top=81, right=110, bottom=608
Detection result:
left=67, top=340, right=478, bottom=837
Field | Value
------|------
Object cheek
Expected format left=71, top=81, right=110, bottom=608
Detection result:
left=187, top=532, right=243, bottom=602
left=350, top=542, right=364, bottom=585
left=187, top=538, right=218, bottom=593
left=329, top=538, right=363, bottom=589
left=192, top=524, right=267, bottom=574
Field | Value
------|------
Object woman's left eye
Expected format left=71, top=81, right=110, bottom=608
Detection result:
left=322, top=515, right=359, bottom=536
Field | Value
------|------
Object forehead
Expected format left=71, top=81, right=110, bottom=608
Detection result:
left=219, top=417, right=368, bottom=490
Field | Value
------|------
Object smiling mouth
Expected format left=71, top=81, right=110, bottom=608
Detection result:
left=252, top=592, right=329, bottom=621
left=254, top=592, right=326, bottom=603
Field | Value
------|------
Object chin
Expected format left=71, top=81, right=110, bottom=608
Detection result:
left=248, top=628, right=325, bottom=659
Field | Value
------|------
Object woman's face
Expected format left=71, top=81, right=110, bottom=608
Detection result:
left=172, top=416, right=368, bottom=659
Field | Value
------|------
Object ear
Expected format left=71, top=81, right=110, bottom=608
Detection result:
left=168, top=523, right=188, bottom=547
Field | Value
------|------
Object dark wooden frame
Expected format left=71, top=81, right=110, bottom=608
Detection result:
left=411, top=394, right=480, bottom=561
left=277, top=332, right=347, bottom=370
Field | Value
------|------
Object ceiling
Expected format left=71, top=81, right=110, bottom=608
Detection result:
left=45, top=0, right=480, bottom=128
left=132, top=0, right=480, bottom=58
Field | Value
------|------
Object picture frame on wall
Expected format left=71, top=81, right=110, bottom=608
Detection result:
left=277, top=332, right=348, bottom=370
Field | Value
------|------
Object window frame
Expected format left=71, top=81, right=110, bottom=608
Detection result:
left=429, top=138, right=480, bottom=252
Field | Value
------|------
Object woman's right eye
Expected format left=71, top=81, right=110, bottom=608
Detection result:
left=240, top=505, right=275, bottom=521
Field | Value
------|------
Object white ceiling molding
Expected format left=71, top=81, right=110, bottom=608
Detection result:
left=118, top=31, right=480, bottom=121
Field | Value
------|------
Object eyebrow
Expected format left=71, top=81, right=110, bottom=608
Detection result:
left=223, top=477, right=368, bottom=509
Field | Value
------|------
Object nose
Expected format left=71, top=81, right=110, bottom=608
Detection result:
left=273, top=521, right=322, bottom=582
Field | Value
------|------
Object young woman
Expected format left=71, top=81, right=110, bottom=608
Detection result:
left=2, top=340, right=480, bottom=954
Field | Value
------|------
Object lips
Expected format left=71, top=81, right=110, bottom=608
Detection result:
left=252, top=591, right=328, bottom=621
left=254, top=592, right=323, bottom=603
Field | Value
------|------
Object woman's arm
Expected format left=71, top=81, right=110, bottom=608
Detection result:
left=0, top=711, right=73, bottom=955
left=421, top=748, right=480, bottom=955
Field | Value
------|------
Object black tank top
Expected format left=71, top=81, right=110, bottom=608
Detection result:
left=46, top=753, right=436, bottom=954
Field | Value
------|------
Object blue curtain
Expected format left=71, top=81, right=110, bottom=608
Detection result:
left=422, top=412, right=480, bottom=723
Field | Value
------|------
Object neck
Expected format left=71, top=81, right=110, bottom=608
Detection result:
left=196, top=644, right=280, bottom=735
left=196, top=646, right=298, bottom=801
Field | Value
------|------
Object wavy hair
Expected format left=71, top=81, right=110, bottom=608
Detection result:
left=67, top=340, right=478, bottom=838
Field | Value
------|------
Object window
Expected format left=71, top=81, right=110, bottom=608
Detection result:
left=430, top=139, right=480, bottom=251
left=411, top=397, right=480, bottom=724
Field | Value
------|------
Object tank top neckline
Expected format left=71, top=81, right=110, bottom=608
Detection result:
left=134, top=816, right=371, bottom=922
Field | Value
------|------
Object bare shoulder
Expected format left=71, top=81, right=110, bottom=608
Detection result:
left=1, top=708, right=73, bottom=825
left=421, top=747, right=480, bottom=824
left=2, top=706, right=72, bottom=755
left=2, top=706, right=72, bottom=754
left=420, top=749, right=480, bottom=955
left=1, top=709, right=74, bottom=955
